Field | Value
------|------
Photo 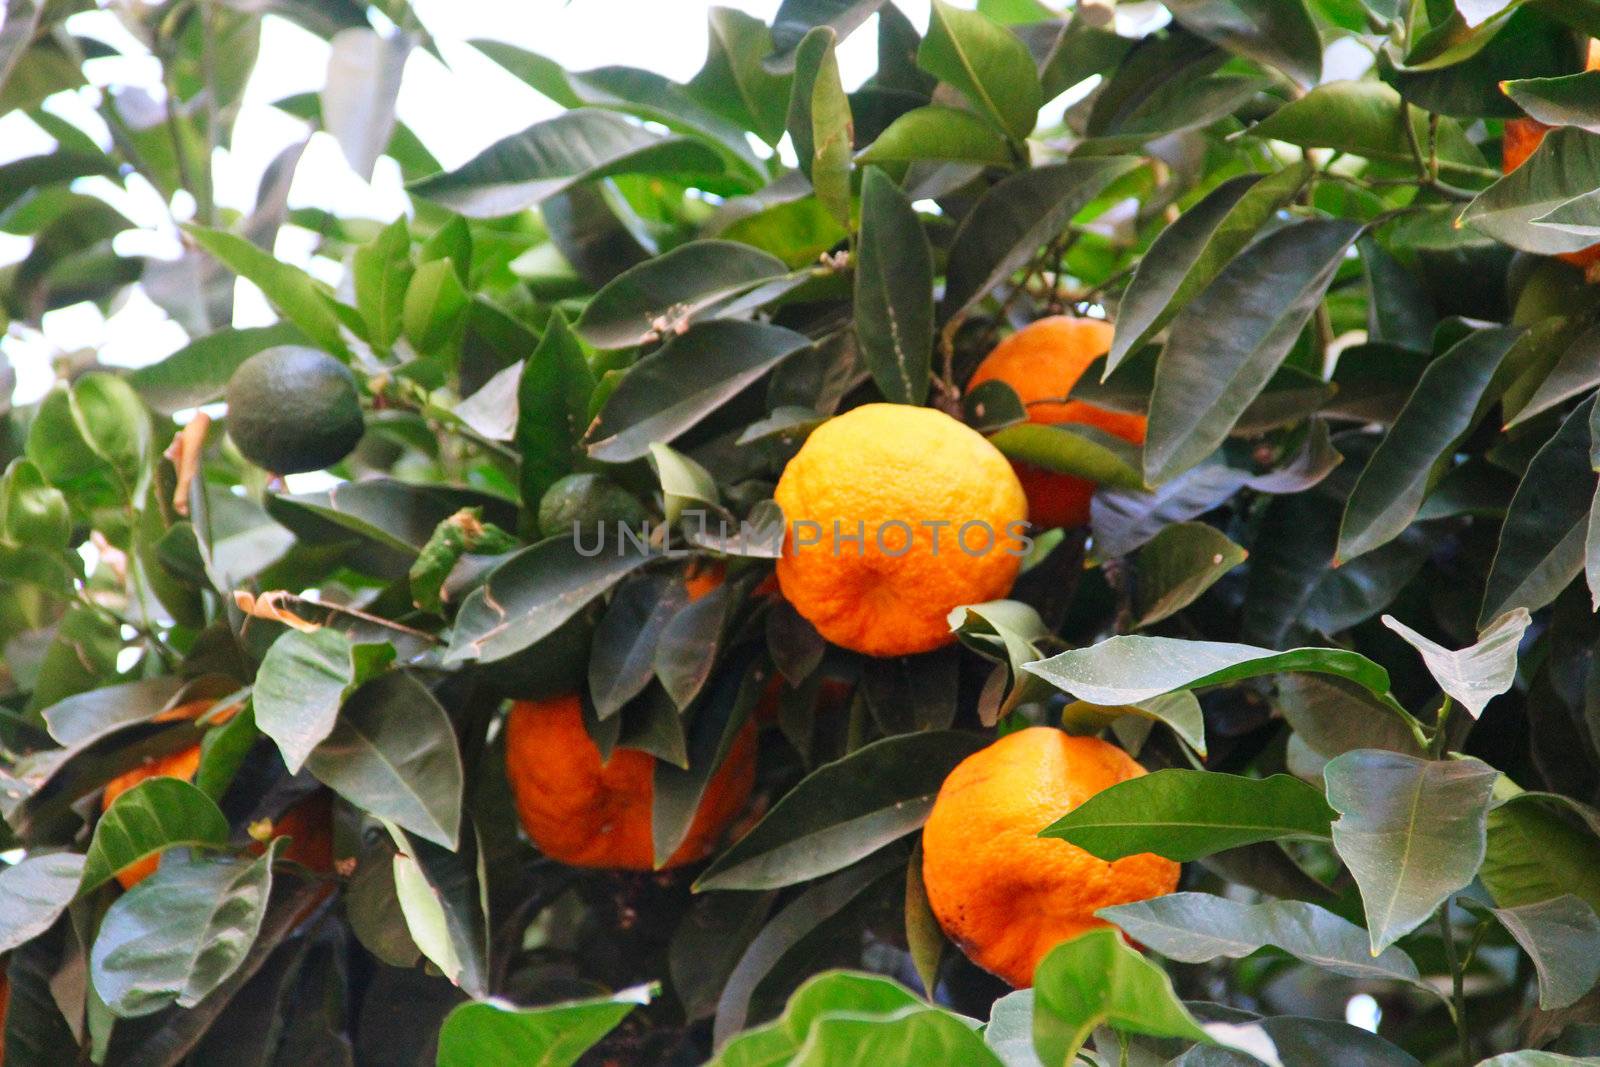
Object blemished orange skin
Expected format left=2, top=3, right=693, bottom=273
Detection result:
left=921, top=728, right=1181, bottom=988
left=504, top=694, right=756, bottom=869
left=967, top=316, right=1147, bottom=529
left=99, top=699, right=334, bottom=889
left=774, top=403, right=1028, bottom=657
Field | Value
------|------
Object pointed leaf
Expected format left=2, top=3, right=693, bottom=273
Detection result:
left=254, top=627, right=393, bottom=772
left=990, top=422, right=1144, bottom=490
left=407, top=109, right=726, bottom=218
left=0, top=852, right=86, bottom=953
left=1483, top=394, right=1597, bottom=625
left=1380, top=608, right=1530, bottom=720
left=586, top=320, right=812, bottom=462
left=1109, top=166, right=1308, bottom=373
left=695, top=730, right=986, bottom=891
left=1133, top=522, right=1248, bottom=627
left=1502, top=71, right=1600, bottom=133
left=1060, top=691, right=1209, bottom=758
left=1025, top=634, right=1393, bottom=706
left=1040, top=770, right=1335, bottom=861
left=1337, top=326, right=1520, bottom=561
left=856, top=105, right=1013, bottom=166
left=185, top=226, right=350, bottom=359
left=1164, top=0, right=1322, bottom=87
left=517, top=311, right=596, bottom=512
left=855, top=167, right=934, bottom=405
left=305, top=671, right=463, bottom=849
left=352, top=216, right=412, bottom=349
left=321, top=28, right=410, bottom=180
left=943, top=157, right=1142, bottom=319
left=436, top=986, right=654, bottom=1067
left=1462, top=127, right=1600, bottom=255
left=918, top=0, right=1041, bottom=140
left=1492, top=895, right=1600, bottom=1010
left=1324, top=750, right=1498, bottom=953
left=1100, top=893, right=1429, bottom=990
left=1145, top=218, right=1362, bottom=485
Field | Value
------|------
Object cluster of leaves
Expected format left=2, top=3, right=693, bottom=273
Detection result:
left=8, top=0, right=1600, bottom=1063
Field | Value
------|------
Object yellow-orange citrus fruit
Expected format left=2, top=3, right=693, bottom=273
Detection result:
left=504, top=694, right=756, bottom=869
left=967, top=316, right=1146, bottom=529
left=921, top=728, right=1181, bottom=988
left=773, top=403, right=1028, bottom=657
left=1503, top=44, right=1600, bottom=272
left=100, top=699, right=334, bottom=889
left=684, top=559, right=726, bottom=602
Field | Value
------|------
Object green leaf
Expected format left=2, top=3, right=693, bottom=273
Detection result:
left=1474, top=1054, right=1600, bottom=1067
left=321, top=27, right=409, bottom=180
left=1380, top=608, right=1530, bottom=720
left=127, top=323, right=306, bottom=414
left=39, top=676, right=184, bottom=746
left=407, top=108, right=726, bottom=218
left=1040, top=770, right=1336, bottom=861
left=856, top=105, right=1013, bottom=166
left=1275, top=674, right=1427, bottom=759
left=304, top=671, right=463, bottom=849
left=804, top=29, right=853, bottom=229
left=1030, top=929, right=1212, bottom=1066
left=1482, top=394, right=1597, bottom=626
left=351, top=216, right=411, bottom=350
left=387, top=822, right=490, bottom=998
left=80, top=777, right=230, bottom=894
left=586, top=320, right=812, bottom=462
left=1492, top=895, right=1600, bottom=1010
left=90, top=842, right=282, bottom=1018
left=695, top=730, right=986, bottom=891
left=448, top=536, right=651, bottom=663
left=1503, top=70, right=1600, bottom=132
left=1324, top=750, right=1498, bottom=953
left=186, top=225, right=350, bottom=359
left=0, top=852, right=86, bottom=953
left=1506, top=321, right=1600, bottom=430
left=402, top=257, right=469, bottom=354
left=949, top=600, right=1054, bottom=726
left=1100, top=893, right=1430, bottom=991
left=770, top=0, right=886, bottom=59
left=855, top=168, right=933, bottom=405
left=1481, top=792, right=1600, bottom=912
left=1132, top=521, right=1248, bottom=627
left=1462, top=127, right=1600, bottom=255
left=436, top=986, right=654, bottom=1067
left=1337, top=326, right=1521, bottom=561
left=1108, top=166, right=1308, bottom=374
left=1164, top=0, right=1323, bottom=86
left=254, top=628, right=392, bottom=772
left=1, top=457, right=69, bottom=549
left=1025, top=634, right=1393, bottom=706
left=1144, top=218, right=1362, bottom=485
left=709, top=969, right=923, bottom=1066
left=514, top=310, right=595, bottom=514
left=575, top=239, right=789, bottom=349
left=690, top=7, right=790, bottom=143
left=942, top=157, right=1142, bottom=320
left=791, top=1005, right=1003, bottom=1065
left=918, top=0, right=1041, bottom=141
left=990, top=422, right=1145, bottom=490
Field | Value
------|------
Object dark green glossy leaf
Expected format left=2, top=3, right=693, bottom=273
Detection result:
left=586, top=320, right=812, bottom=462
left=1145, top=218, right=1362, bottom=485
left=1109, top=166, right=1308, bottom=373
left=1504, top=70, right=1600, bottom=132
left=407, top=109, right=726, bottom=218
left=575, top=240, right=789, bottom=349
left=855, top=167, right=934, bottom=405
left=517, top=310, right=595, bottom=513
left=305, top=671, right=462, bottom=849
left=1482, top=395, right=1597, bottom=625
left=0, top=852, right=85, bottom=954
left=1492, top=895, right=1600, bottom=1010
left=1337, top=325, right=1520, bottom=561
left=186, top=226, right=350, bottom=359
left=1324, top=750, right=1498, bottom=953
left=942, top=157, right=1141, bottom=319
left=127, top=323, right=306, bottom=414
left=254, top=628, right=392, bottom=772
left=1132, top=521, right=1248, bottom=627
left=1164, top=0, right=1322, bottom=86
left=436, top=987, right=653, bottom=1067
left=1462, top=127, right=1600, bottom=255
left=695, top=730, right=986, bottom=891
left=1040, top=770, right=1336, bottom=861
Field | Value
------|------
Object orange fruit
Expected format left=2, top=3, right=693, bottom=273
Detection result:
left=920, top=727, right=1180, bottom=987
left=966, top=316, right=1146, bottom=529
left=99, top=699, right=334, bottom=889
left=773, top=403, right=1028, bottom=657
left=1503, top=43, right=1600, bottom=273
left=684, top=559, right=726, bottom=602
left=504, top=693, right=756, bottom=869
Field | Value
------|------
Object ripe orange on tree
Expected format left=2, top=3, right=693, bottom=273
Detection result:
left=773, top=403, right=1028, bottom=657
left=966, top=316, right=1147, bottom=529
left=504, top=693, right=756, bottom=869
left=100, top=699, right=335, bottom=889
left=920, top=727, right=1180, bottom=988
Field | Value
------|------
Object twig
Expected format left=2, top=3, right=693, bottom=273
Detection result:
left=1437, top=905, right=1471, bottom=1065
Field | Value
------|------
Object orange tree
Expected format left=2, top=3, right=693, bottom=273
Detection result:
left=5, top=0, right=1600, bottom=1064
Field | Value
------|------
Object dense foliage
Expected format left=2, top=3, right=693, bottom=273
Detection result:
left=6, top=0, right=1600, bottom=1063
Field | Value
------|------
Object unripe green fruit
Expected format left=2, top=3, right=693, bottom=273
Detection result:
left=225, top=347, right=365, bottom=475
